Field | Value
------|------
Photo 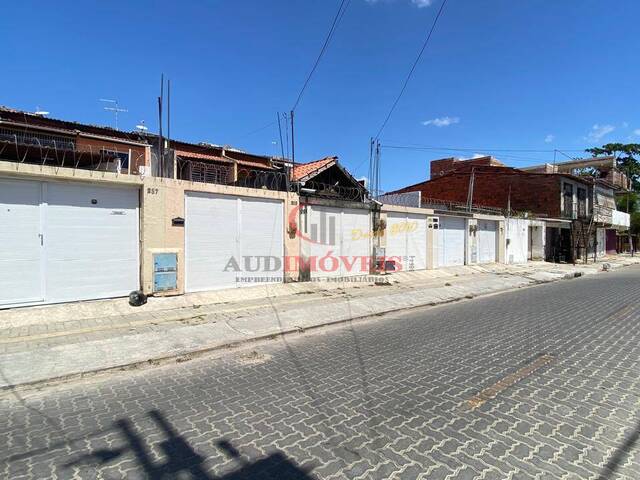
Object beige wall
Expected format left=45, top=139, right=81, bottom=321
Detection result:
left=141, top=177, right=299, bottom=295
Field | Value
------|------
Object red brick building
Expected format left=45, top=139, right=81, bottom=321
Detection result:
left=391, top=156, right=591, bottom=219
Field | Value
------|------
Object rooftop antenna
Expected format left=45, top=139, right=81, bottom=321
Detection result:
left=100, top=98, right=128, bottom=130
left=135, top=120, right=148, bottom=132
left=34, top=106, right=49, bottom=116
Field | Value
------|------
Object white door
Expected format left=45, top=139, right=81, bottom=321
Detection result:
left=0, top=179, right=43, bottom=305
left=437, top=216, right=466, bottom=267
left=478, top=220, right=498, bottom=264
left=185, top=192, right=284, bottom=292
left=386, top=213, right=427, bottom=271
left=506, top=219, right=529, bottom=264
left=45, top=183, right=140, bottom=303
left=307, top=206, right=370, bottom=278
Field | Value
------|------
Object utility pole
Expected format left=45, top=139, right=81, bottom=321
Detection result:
left=466, top=167, right=476, bottom=212
left=158, top=74, right=164, bottom=178
left=277, top=112, right=285, bottom=159
left=290, top=110, right=295, bottom=167
left=290, top=110, right=296, bottom=194
left=627, top=165, right=634, bottom=256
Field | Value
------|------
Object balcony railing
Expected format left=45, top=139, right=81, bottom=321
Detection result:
left=177, top=158, right=289, bottom=192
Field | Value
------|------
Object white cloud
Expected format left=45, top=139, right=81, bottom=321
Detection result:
left=622, top=121, right=629, bottom=128
left=422, top=116, right=460, bottom=127
left=544, top=134, right=555, bottom=144
left=633, top=129, right=640, bottom=137
left=585, top=124, right=615, bottom=143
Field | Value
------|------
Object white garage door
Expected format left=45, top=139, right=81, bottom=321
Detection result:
left=307, top=206, right=370, bottom=278
left=436, top=216, right=466, bottom=267
left=185, top=192, right=283, bottom=292
left=478, top=220, right=498, bottom=264
left=0, top=178, right=140, bottom=307
left=0, top=179, right=43, bottom=305
left=385, top=213, right=427, bottom=271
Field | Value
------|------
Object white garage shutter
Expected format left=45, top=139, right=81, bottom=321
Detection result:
left=45, top=183, right=139, bottom=303
left=185, top=193, right=238, bottom=292
left=0, top=178, right=140, bottom=307
left=307, top=206, right=341, bottom=279
left=185, top=192, right=284, bottom=292
left=239, top=197, right=284, bottom=285
left=386, top=213, right=427, bottom=271
left=478, top=220, right=498, bottom=264
left=341, top=208, right=370, bottom=276
left=437, top=216, right=466, bottom=267
left=307, top=206, right=370, bottom=278
left=0, top=179, right=43, bottom=305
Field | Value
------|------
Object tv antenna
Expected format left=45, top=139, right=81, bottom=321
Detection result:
left=100, top=98, right=128, bottom=129
left=34, top=106, right=49, bottom=116
left=135, top=120, right=148, bottom=132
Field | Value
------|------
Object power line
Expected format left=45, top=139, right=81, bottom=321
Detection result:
left=374, top=0, right=449, bottom=140
left=237, top=120, right=277, bottom=140
left=291, top=0, right=352, bottom=112
left=381, top=143, right=586, bottom=153
left=380, top=144, right=590, bottom=163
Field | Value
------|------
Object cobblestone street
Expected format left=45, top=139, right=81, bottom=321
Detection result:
left=2, top=266, right=640, bottom=479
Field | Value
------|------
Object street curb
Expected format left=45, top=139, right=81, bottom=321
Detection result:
left=1, top=262, right=635, bottom=395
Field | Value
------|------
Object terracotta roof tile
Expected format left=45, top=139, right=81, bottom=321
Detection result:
left=291, top=157, right=336, bottom=181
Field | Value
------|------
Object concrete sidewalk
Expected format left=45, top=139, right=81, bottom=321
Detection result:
left=1, top=255, right=638, bottom=391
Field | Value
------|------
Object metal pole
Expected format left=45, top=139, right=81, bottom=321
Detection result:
left=158, top=74, right=164, bottom=178
left=277, top=112, right=285, bottom=159
left=290, top=110, right=295, bottom=167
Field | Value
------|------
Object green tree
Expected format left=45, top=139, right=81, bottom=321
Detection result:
left=585, top=143, right=640, bottom=190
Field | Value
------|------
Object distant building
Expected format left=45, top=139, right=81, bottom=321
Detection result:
left=387, top=155, right=631, bottom=262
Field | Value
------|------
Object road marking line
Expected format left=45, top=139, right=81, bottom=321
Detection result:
left=466, top=354, right=554, bottom=411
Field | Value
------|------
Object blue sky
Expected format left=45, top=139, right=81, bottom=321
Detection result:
left=3, top=0, right=640, bottom=191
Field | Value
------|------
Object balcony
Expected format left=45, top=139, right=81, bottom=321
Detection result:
left=612, top=209, right=631, bottom=229
left=593, top=205, right=631, bottom=229
left=603, top=169, right=631, bottom=191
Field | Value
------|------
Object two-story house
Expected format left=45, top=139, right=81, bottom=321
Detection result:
left=387, top=155, right=631, bottom=262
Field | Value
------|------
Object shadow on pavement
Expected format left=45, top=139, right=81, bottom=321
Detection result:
left=64, top=409, right=315, bottom=479
left=597, top=418, right=640, bottom=480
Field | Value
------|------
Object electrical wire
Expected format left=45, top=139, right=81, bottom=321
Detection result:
left=291, top=0, right=352, bottom=112
left=237, top=120, right=277, bottom=140
left=381, top=143, right=586, bottom=153
left=374, top=0, right=449, bottom=140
